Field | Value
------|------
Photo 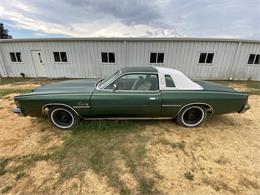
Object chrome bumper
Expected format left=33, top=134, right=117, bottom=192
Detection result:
left=239, top=104, right=250, bottom=113
left=12, top=108, right=26, bottom=116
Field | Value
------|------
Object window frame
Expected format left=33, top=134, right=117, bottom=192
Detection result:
left=149, top=52, right=165, bottom=64
left=101, top=52, right=116, bottom=64
left=198, top=52, right=215, bottom=65
left=247, top=53, right=260, bottom=65
left=100, top=73, right=160, bottom=92
left=53, top=51, right=68, bottom=63
left=9, top=52, right=22, bottom=63
left=164, top=74, right=176, bottom=88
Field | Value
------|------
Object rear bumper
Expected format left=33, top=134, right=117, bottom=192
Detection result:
left=12, top=107, right=26, bottom=116
left=239, top=104, right=250, bottom=113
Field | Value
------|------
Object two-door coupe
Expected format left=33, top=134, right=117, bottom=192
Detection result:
left=13, top=66, right=250, bottom=129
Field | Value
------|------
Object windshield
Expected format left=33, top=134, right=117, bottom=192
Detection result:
left=98, top=70, right=120, bottom=89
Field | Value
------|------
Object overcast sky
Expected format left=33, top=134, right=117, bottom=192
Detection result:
left=0, top=0, right=259, bottom=39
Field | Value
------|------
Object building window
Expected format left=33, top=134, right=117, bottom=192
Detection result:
left=248, top=54, right=260, bottom=64
left=53, top=52, right=68, bottom=62
left=165, top=74, right=175, bottom=87
left=9, top=52, right=22, bottom=62
left=199, top=52, right=214, bottom=64
left=101, top=52, right=115, bottom=63
left=150, top=52, right=164, bottom=63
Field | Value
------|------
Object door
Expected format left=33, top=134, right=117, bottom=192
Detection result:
left=90, top=73, right=162, bottom=117
left=31, top=50, right=45, bottom=77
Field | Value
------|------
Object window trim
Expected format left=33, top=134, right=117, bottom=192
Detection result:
left=101, top=52, right=116, bottom=64
left=53, top=51, right=69, bottom=63
left=98, top=72, right=160, bottom=92
left=9, top=52, right=22, bottom=63
left=149, top=52, right=166, bottom=64
left=197, top=52, right=215, bottom=65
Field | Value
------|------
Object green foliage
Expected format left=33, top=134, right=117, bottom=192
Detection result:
left=184, top=171, right=194, bottom=181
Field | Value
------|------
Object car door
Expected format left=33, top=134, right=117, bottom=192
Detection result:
left=90, top=73, right=161, bottom=117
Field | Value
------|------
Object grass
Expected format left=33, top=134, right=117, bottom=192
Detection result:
left=0, top=79, right=259, bottom=194
left=184, top=171, right=194, bottom=181
left=0, top=88, right=32, bottom=98
left=214, top=80, right=260, bottom=95
left=0, top=121, right=159, bottom=194
left=50, top=121, right=159, bottom=194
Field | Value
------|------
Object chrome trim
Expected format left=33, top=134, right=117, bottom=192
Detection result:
left=162, top=104, right=182, bottom=107
left=93, top=92, right=161, bottom=96
left=73, top=105, right=90, bottom=108
left=12, top=107, right=26, bottom=116
left=97, top=72, right=159, bottom=90
left=18, top=93, right=91, bottom=97
left=161, top=90, right=248, bottom=96
left=239, top=104, right=250, bottom=113
left=173, top=102, right=214, bottom=118
left=83, top=117, right=172, bottom=121
left=42, top=103, right=82, bottom=118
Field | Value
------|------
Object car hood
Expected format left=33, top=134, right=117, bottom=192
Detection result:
left=195, top=80, right=239, bottom=93
left=16, top=79, right=100, bottom=97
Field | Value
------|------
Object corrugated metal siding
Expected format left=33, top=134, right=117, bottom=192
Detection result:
left=0, top=39, right=259, bottom=80
left=0, top=44, right=7, bottom=77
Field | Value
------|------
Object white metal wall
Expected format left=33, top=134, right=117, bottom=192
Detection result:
left=0, top=39, right=259, bottom=80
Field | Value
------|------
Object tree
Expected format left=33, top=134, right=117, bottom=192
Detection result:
left=0, top=23, right=12, bottom=39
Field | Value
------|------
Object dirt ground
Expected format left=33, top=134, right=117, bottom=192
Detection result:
left=0, top=79, right=259, bottom=194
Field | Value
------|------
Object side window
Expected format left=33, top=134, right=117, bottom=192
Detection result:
left=101, top=52, right=115, bottom=63
left=150, top=52, right=164, bottom=63
left=9, top=52, right=22, bottom=62
left=106, top=74, right=159, bottom=91
left=165, top=74, right=175, bottom=87
left=248, top=54, right=260, bottom=64
left=199, top=52, right=214, bottom=64
left=53, top=52, right=68, bottom=62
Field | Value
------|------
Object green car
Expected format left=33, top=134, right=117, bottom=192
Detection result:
left=13, top=66, right=250, bottom=129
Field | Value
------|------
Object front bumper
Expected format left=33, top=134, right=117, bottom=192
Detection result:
left=239, top=104, right=250, bottom=113
left=12, top=107, right=26, bottom=116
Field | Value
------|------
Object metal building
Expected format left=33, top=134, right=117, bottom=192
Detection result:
left=0, top=37, right=259, bottom=80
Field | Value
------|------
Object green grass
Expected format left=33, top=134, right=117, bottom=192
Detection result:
left=184, top=171, right=194, bottom=181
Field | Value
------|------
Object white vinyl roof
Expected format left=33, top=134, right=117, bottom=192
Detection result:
left=154, top=67, right=203, bottom=90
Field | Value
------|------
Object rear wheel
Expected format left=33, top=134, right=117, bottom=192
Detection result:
left=48, top=106, right=80, bottom=129
left=177, top=105, right=207, bottom=127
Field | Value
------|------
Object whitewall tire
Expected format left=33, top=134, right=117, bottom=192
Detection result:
left=48, top=106, right=79, bottom=129
left=177, top=105, right=207, bottom=127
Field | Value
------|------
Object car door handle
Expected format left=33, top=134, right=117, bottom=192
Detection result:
left=149, top=97, right=157, bottom=100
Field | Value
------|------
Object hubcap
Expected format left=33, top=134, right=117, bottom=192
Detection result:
left=51, top=108, right=74, bottom=128
left=182, top=106, right=204, bottom=127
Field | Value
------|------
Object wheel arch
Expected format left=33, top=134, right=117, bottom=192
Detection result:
left=175, top=102, right=214, bottom=118
left=42, top=103, right=81, bottom=118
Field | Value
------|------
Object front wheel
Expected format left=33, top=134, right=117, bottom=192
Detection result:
left=48, top=106, right=80, bottom=129
left=177, top=105, right=207, bottom=127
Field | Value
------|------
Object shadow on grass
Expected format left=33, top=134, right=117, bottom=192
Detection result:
left=50, top=120, right=160, bottom=194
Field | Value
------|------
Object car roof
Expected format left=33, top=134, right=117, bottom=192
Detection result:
left=120, top=66, right=158, bottom=74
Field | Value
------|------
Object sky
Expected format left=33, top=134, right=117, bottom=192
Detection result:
left=0, top=0, right=259, bottom=39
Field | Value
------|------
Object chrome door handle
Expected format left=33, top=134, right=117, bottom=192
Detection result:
left=149, top=97, right=157, bottom=100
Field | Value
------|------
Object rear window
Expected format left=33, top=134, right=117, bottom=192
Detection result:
left=165, top=74, right=175, bottom=87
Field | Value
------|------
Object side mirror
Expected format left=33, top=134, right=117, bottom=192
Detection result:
left=112, top=83, right=117, bottom=92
